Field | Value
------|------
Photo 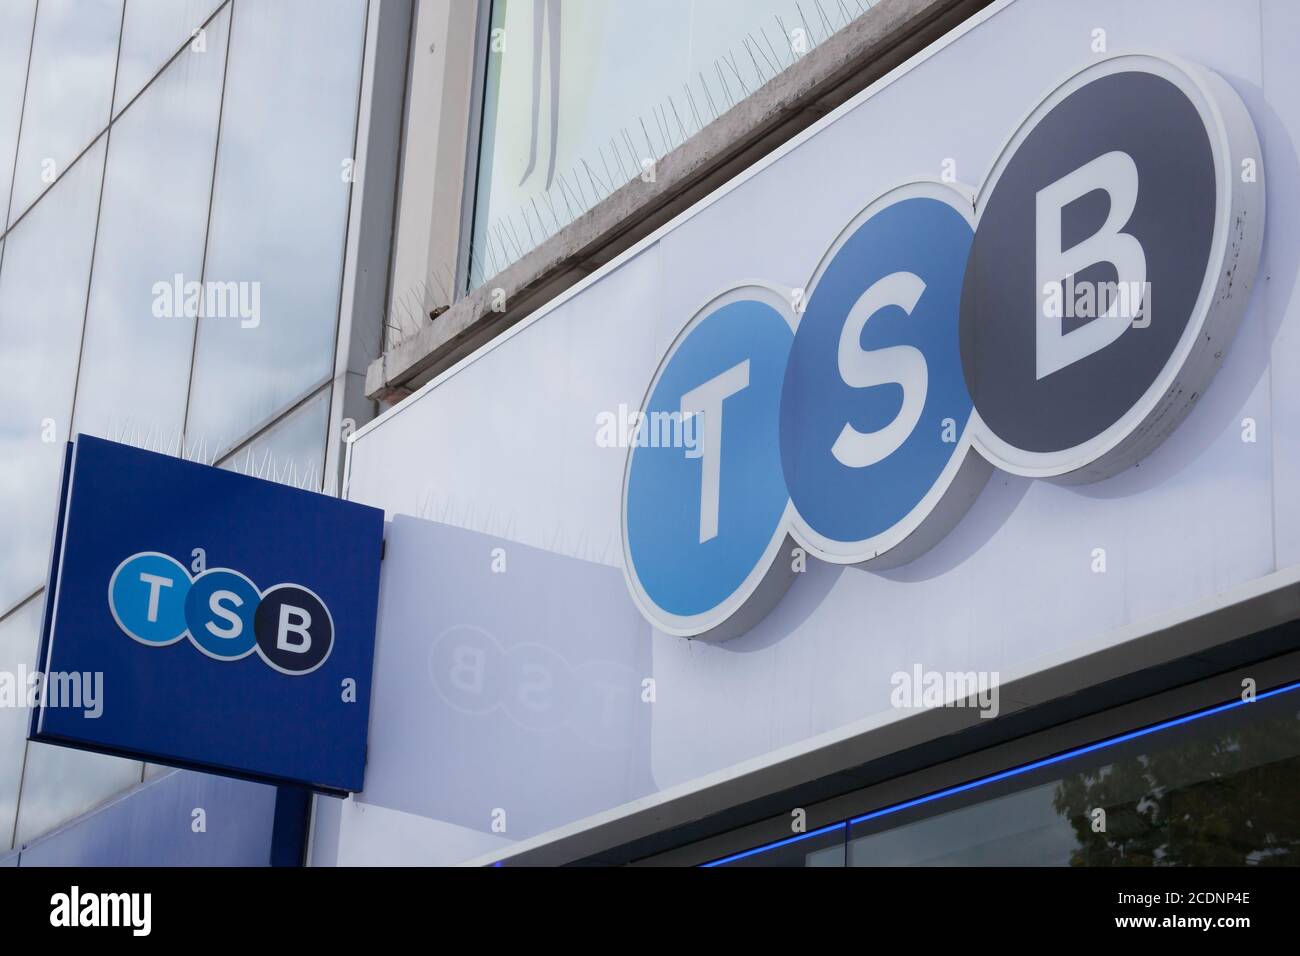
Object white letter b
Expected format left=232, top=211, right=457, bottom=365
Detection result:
left=276, top=604, right=313, bottom=654
left=1035, top=151, right=1146, bottom=380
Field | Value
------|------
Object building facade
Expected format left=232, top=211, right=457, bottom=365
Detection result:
left=5, top=0, right=1300, bottom=868
left=0, top=0, right=392, bottom=864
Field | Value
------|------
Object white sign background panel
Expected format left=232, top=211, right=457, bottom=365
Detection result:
left=330, top=0, right=1297, bottom=865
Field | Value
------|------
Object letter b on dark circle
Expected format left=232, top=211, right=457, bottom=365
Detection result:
left=960, top=70, right=1216, bottom=456
left=254, top=584, right=334, bottom=675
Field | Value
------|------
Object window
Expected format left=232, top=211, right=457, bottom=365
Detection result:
left=705, top=680, right=1300, bottom=866
left=0, top=0, right=368, bottom=850
left=468, top=0, right=878, bottom=289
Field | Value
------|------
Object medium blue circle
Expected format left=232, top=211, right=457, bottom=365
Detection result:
left=110, top=552, right=191, bottom=645
left=626, top=298, right=792, bottom=619
left=780, top=195, right=975, bottom=548
left=184, top=568, right=260, bottom=660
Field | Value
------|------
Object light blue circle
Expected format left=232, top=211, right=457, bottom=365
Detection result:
left=780, top=195, right=975, bottom=548
left=625, top=297, right=792, bottom=619
left=110, top=552, right=192, bottom=645
left=184, top=568, right=260, bottom=660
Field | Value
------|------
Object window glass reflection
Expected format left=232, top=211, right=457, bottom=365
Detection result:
left=14, top=742, right=142, bottom=848
left=0, top=596, right=43, bottom=851
left=848, top=782, right=1078, bottom=866
left=847, top=691, right=1300, bottom=866
left=471, top=0, right=866, bottom=288
left=72, top=5, right=231, bottom=445
left=113, top=0, right=227, bottom=114
left=0, top=0, right=37, bottom=231
left=185, top=0, right=366, bottom=458
left=0, top=138, right=107, bottom=617
left=218, top=387, right=331, bottom=493
left=8, top=0, right=122, bottom=223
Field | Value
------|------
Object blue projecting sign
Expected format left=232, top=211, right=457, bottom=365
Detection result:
left=30, top=434, right=384, bottom=794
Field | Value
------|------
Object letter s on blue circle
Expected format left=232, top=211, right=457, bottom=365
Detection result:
left=780, top=183, right=982, bottom=562
left=184, top=568, right=261, bottom=660
left=622, top=286, right=794, bottom=639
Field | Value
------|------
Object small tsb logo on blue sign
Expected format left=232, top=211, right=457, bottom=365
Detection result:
left=36, top=435, right=382, bottom=792
left=109, top=551, right=334, bottom=676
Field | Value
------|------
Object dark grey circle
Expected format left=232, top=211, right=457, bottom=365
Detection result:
left=960, top=71, right=1216, bottom=454
left=254, top=584, right=332, bottom=674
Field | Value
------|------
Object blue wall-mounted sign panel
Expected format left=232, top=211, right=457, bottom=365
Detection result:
left=30, top=435, right=384, bottom=794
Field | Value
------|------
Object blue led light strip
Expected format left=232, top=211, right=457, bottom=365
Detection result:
left=702, top=679, right=1300, bottom=867
left=701, top=821, right=848, bottom=867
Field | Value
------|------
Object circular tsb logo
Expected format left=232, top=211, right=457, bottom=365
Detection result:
left=622, top=54, right=1264, bottom=641
left=109, top=551, right=334, bottom=675
left=780, top=182, right=980, bottom=563
left=962, top=58, right=1232, bottom=478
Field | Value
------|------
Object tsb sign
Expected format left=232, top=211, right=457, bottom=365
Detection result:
left=109, top=551, right=333, bottom=676
left=622, top=54, right=1265, bottom=641
left=33, top=435, right=383, bottom=792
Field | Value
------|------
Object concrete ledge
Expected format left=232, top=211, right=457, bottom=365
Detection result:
left=366, top=0, right=993, bottom=402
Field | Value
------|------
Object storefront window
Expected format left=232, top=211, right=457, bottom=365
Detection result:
left=706, top=683, right=1300, bottom=866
